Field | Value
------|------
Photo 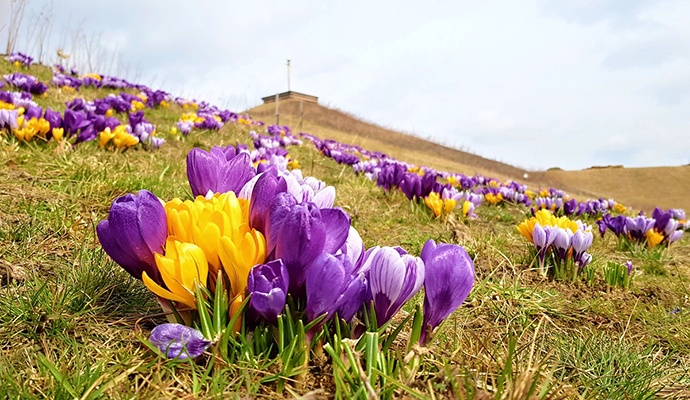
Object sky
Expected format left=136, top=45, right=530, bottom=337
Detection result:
left=1, top=0, right=689, bottom=171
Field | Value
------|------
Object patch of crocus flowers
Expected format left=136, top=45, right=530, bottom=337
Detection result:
left=97, top=144, right=475, bottom=360
left=517, top=209, right=594, bottom=280
left=6, top=52, right=34, bottom=67
left=596, top=207, right=685, bottom=249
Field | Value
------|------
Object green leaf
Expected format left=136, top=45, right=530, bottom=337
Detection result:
left=37, top=353, right=78, bottom=398
left=195, top=283, right=213, bottom=339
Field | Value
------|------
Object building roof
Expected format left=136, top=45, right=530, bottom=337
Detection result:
left=262, top=91, right=318, bottom=104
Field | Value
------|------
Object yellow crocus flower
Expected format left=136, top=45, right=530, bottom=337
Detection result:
left=0, top=101, right=14, bottom=110
left=287, top=159, right=301, bottom=170
left=51, top=128, right=64, bottom=142
left=516, top=209, right=580, bottom=244
left=99, top=127, right=116, bottom=148
left=164, top=192, right=264, bottom=286
left=142, top=238, right=209, bottom=310
left=218, top=230, right=266, bottom=298
left=424, top=192, right=456, bottom=218
left=131, top=100, right=146, bottom=111
left=84, top=73, right=102, bottom=81
left=461, top=201, right=472, bottom=217
left=485, top=192, right=504, bottom=205
left=645, top=230, right=664, bottom=248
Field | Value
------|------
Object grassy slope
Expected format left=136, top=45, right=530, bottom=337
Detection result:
left=250, top=99, right=690, bottom=212
left=1, top=61, right=690, bottom=398
left=541, top=166, right=690, bottom=212
left=249, top=100, right=529, bottom=183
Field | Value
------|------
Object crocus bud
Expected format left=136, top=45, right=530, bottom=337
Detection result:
left=268, top=195, right=350, bottom=295
left=187, top=146, right=256, bottom=197
left=419, top=239, right=474, bottom=344
left=96, top=190, right=167, bottom=282
left=305, top=253, right=352, bottom=323
left=366, top=246, right=425, bottom=327
left=247, top=260, right=289, bottom=323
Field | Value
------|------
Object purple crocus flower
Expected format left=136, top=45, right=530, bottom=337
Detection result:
left=43, top=108, right=63, bottom=129
left=0, top=109, right=18, bottom=130
left=150, top=137, right=165, bottom=148
left=571, top=229, right=593, bottom=267
left=400, top=174, right=421, bottom=200
left=247, top=169, right=287, bottom=233
left=625, top=261, right=633, bottom=275
left=96, top=190, right=167, bottom=282
left=63, top=109, right=90, bottom=138
left=268, top=194, right=350, bottom=295
left=564, top=199, right=577, bottom=216
left=626, top=215, right=655, bottom=241
left=339, top=226, right=366, bottom=269
left=366, top=246, right=425, bottom=327
left=305, top=253, right=352, bottom=324
left=247, top=260, right=289, bottom=323
left=186, top=146, right=256, bottom=197
left=551, top=227, right=572, bottom=261
left=605, top=214, right=627, bottom=237
left=335, top=272, right=369, bottom=322
left=149, top=324, right=211, bottom=359
left=419, top=239, right=474, bottom=344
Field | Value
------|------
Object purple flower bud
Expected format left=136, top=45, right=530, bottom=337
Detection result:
left=366, top=246, right=425, bottom=327
left=187, top=146, right=256, bottom=197
left=248, top=169, right=287, bottom=233
left=268, top=195, right=350, bottom=295
left=551, top=227, right=572, bottom=261
left=625, top=261, right=633, bottom=275
left=305, top=253, right=352, bottom=323
left=149, top=324, right=211, bottom=359
left=96, top=190, right=167, bottom=282
left=420, top=239, right=474, bottom=344
left=335, top=273, right=369, bottom=322
left=571, top=229, right=593, bottom=262
left=247, top=260, right=289, bottom=323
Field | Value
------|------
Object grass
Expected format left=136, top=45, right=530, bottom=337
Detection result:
left=2, top=59, right=690, bottom=398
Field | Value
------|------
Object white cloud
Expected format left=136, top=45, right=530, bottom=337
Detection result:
left=2, top=0, right=689, bottom=170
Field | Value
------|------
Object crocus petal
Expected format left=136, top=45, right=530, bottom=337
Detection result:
left=305, top=253, right=350, bottom=322
left=319, top=208, right=351, bottom=254
left=420, top=239, right=474, bottom=344
left=249, top=169, right=287, bottom=233
left=367, top=247, right=425, bottom=326
left=96, top=190, right=167, bottom=281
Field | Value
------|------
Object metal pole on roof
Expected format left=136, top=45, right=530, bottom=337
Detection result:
left=287, top=59, right=291, bottom=92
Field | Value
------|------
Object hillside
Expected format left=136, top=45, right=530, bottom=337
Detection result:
left=249, top=100, right=528, bottom=182
left=250, top=99, right=690, bottom=212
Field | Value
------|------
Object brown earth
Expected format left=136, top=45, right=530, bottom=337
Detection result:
left=249, top=100, right=690, bottom=212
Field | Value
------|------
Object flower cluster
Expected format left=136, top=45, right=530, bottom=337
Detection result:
left=517, top=209, right=594, bottom=280
left=97, top=145, right=476, bottom=359
left=6, top=52, right=34, bottom=67
left=596, top=207, right=684, bottom=248
left=3, top=73, right=48, bottom=95
left=0, top=90, right=163, bottom=148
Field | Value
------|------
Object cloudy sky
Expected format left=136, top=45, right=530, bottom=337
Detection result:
left=2, top=0, right=689, bottom=170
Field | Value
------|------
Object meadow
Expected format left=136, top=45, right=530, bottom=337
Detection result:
left=1, top=56, right=690, bottom=399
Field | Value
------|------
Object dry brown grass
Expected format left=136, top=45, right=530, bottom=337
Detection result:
left=249, top=100, right=528, bottom=183
left=539, top=166, right=690, bottom=212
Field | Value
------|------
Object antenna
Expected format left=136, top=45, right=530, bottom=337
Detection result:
left=286, top=59, right=291, bottom=92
